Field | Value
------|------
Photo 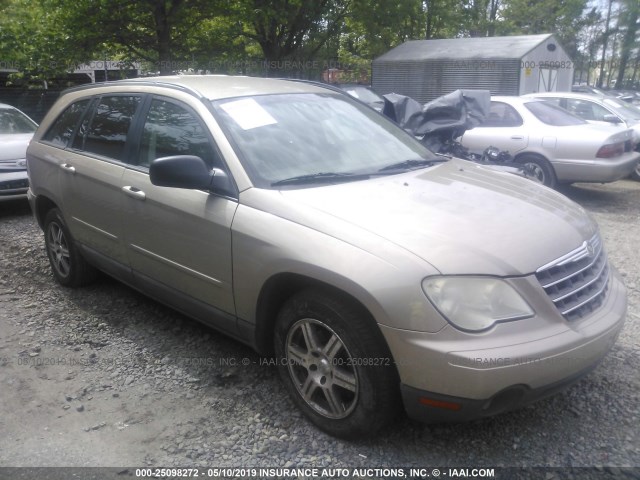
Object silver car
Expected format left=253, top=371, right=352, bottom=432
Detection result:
left=26, top=76, right=627, bottom=438
left=0, top=103, right=37, bottom=201
left=459, top=96, right=640, bottom=188
left=524, top=91, right=640, bottom=180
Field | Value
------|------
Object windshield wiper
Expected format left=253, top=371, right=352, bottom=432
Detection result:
left=271, top=172, right=369, bottom=187
left=377, top=158, right=447, bottom=173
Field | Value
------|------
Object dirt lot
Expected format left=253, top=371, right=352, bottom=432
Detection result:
left=0, top=180, right=638, bottom=476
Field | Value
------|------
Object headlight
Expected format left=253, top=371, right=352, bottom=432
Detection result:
left=422, top=276, right=534, bottom=332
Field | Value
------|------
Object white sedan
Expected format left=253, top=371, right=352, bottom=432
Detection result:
left=523, top=91, right=640, bottom=180
left=0, top=103, right=37, bottom=201
left=458, top=96, right=640, bottom=188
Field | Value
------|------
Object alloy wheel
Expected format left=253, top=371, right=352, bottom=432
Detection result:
left=47, top=222, right=71, bottom=278
left=285, top=318, right=359, bottom=419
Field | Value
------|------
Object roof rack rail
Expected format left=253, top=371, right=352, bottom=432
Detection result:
left=62, top=79, right=205, bottom=100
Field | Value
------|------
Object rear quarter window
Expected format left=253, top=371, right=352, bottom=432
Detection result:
left=42, top=99, right=91, bottom=148
left=480, top=102, right=523, bottom=127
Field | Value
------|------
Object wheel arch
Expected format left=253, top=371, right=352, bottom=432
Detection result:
left=253, top=272, right=390, bottom=361
left=513, top=151, right=558, bottom=187
left=513, top=151, right=552, bottom=165
left=33, top=195, right=59, bottom=229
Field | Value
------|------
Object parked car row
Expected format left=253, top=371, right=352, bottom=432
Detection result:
left=459, top=95, right=639, bottom=188
left=337, top=84, right=640, bottom=188
left=524, top=92, right=640, bottom=181
left=572, top=84, right=640, bottom=106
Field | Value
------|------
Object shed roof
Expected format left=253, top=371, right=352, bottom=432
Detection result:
left=374, top=34, right=557, bottom=62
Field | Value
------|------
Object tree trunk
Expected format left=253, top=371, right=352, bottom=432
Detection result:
left=615, top=1, right=639, bottom=88
left=597, top=0, right=613, bottom=88
left=153, top=0, right=180, bottom=75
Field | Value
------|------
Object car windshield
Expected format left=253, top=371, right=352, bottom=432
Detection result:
left=0, top=108, right=37, bottom=134
left=212, top=93, right=438, bottom=188
left=524, top=101, right=586, bottom=126
left=603, top=98, right=640, bottom=121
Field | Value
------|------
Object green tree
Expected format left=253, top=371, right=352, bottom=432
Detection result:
left=241, top=0, right=351, bottom=63
left=339, top=0, right=426, bottom=60
left=573, top=7, right=603, bottom=85
left=615, top=0, right=640, bottom=88
left=461, top=0, right=502, bottom=37
left=51, top=0, right=230, bottom=74
left=0, top=0, right=90, bottom=83
left=497, top=0, right=589, bottom=58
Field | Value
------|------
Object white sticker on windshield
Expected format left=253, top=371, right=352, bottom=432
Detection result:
left=220, top=98, right=277, bottom=130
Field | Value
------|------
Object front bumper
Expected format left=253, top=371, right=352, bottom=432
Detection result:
left=401, top=360, right=600, bottom=423
left=0, top=170, right=29, bottom=202
left=381, top=269, right=626, bottom=423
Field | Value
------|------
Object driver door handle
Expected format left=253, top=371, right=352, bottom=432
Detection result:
left=122, top=186, right=146, bottom=200
left=60, top=163, right=76, bottom=174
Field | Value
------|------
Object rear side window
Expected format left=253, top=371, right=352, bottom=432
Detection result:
left=481, top=102, right=523, bottom=127
left=525, top=101, right=585, bottom=126
left=565, top=99, right=611, bottom=122
left=138, top=99, right=217, bottom=168
left=537, top=97, right=562, bottom=107
left=73, top=95, right=142, bottom=160
left=42, top=99, right=90, bottom=148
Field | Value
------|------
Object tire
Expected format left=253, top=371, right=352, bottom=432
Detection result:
left=518, top=154, right=557, bottom=189
left=631, top=162, right=640, bottom=181
left=274, top=288, right=400, bottom=439
left=43, top=208, right=97, bottom=287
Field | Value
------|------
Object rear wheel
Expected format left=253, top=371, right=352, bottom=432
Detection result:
left=631, top=162, right=640, bottom=181
left=43, top=208, right=97, bottom=287
left=274, top=289, right=400, bottom=439
left=518, top=154, right=557, bottom=189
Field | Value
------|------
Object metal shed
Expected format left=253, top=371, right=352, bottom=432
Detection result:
left=372, top=34, right=573, bottom=103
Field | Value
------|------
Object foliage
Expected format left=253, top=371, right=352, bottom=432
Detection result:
left=0, top=0, right=90, bottom=84
left=496, top=0, right=589, bottom=59
left=0, top=0, right=636, bottom=86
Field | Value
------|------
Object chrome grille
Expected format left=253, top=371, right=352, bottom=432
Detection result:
left=536, top=234, right=610, bottom=322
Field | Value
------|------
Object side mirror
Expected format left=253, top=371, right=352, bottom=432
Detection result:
left=603, top=114, right=622, bottom=124
left=150, top=155, right=212, bottom=189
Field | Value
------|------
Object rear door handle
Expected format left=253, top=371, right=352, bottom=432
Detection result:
left=60, top=163, right=76, bottom=174
left=510, top=136, right=524, bottom=140
left=122, top=186, right=146, bottom=200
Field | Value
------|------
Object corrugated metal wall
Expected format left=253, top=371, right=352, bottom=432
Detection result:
left=372, top=59, right=521, bottom=103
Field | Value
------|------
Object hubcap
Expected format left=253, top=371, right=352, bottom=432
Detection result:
left=285, top=319, right=358, bottom=419
left=47, top=222, right=71, bottom=278
left=524, top=162, right=545, bottom=184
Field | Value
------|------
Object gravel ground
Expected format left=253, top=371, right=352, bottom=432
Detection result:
left=0, top=180, right=638, bottom=477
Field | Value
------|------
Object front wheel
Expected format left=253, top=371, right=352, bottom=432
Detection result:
left=43, top=208, right=97, bottom=287
left=274, top=289, right=400, bottom=439
left=518, top=155, right=557, bottom=189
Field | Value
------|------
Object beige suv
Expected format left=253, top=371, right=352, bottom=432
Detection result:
left=27, top=76, right=627, bottom=438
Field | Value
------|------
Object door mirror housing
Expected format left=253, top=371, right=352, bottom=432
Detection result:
left=150, top=155, right=212, bottom=189
left=603, top=114, right=622, bottom=124
left=149, top=155, right=236, bottom=196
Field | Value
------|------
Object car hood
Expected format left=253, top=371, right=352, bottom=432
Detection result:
left=0, top=133, right=33, bottom=166
left=274, top=159, right=597, bottom=276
